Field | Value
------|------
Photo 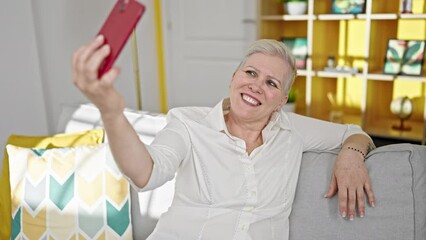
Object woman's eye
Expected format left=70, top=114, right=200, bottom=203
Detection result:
left=267, top=80, right=278, bottom=88
left=246, top=70, right=256, bottom=77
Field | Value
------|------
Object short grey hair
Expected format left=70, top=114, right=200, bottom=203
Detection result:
left=236, top=39, right=297, bottom=95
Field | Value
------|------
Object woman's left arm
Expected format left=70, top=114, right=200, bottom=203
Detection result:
left=324, top=133, right=376, bottom=221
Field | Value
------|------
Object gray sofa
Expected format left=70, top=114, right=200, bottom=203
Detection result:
left=58, top=104, right=426, bottom=240
left=291, top=145, right=426, bottom=240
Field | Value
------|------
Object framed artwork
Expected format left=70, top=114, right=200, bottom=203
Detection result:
left=401, top=40, right=425, bottom=75
left=282, top=38, right=308, bottom=70
left=384, top=39, right=425, bottom=76
left=331, top=0, right=365, bottom=14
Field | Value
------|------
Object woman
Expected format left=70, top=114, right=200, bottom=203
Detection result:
left=72, top=37, right=375, bottom=239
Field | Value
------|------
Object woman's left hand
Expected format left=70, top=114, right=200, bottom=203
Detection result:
left=324, top=147, right=375, bottom=221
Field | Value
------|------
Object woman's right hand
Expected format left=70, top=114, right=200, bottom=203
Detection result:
left=71, top=35, right=125, bottom=120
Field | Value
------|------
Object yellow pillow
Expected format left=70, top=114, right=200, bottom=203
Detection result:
left=7, top=143, right=132, bottom=239
left=0, top=129, right=104, bottom=240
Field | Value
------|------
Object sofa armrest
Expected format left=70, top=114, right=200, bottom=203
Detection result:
left=290, top=143, right=426, bottom=240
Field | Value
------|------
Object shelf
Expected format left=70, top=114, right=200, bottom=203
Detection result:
left=283, top=15, right=313, bottom=21
left=261, top=13, right=426, bottom=21
left=366, top=13, right=426, bottom=20
left=297, top=69, right=309, bottom=76
left=364, top=118, right=424, bottom=142
left=339, top=113, right=362, bottom=126
left=366, top=73, right=394, bottom=81
left=258, top=0, right=426, bottom=144
left=309, top=112, right=362, bottom=126
left=367, top=14, right=398, bottom=20
left=395, top=75, right=426, bottom=82
left=317, top=70, right=363, bottom=78
left=367, top=72, right=426, bottom=82
left=260, top=15, right=312, bottom=21
left=399, top=13, right=426, bottom=19
left=317, top=14, right=355, bottom=20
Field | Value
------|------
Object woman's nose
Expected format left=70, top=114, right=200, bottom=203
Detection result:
left=248, top=82, right=263, bottom=94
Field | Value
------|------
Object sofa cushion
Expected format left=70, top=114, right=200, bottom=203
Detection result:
left=58, top=103, right=170, bottom=239
left=289, top=143, right=426, bottom=240
left=6, top=143, right=132, bottom=239
left=57, top=103, right=166, bottom=144
left=0, top=129, right=104, bottom=240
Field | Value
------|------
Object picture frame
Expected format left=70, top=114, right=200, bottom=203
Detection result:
left=282, top=38, right=308, bottom=70
left=383, top=39, right=407, bottom=75
left=383, top=39, right=425, bottom=76
left=331, top=0, right=365, bottom=14
left=401, top=40, right=425, bottom=75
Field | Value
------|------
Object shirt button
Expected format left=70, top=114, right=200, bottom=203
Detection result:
left=244, top=206, right=254, bottom=211
left=240, top=224, right=248, bottom=231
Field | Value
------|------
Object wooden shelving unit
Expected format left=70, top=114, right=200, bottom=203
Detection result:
left=257, top=0, right=426, bottom=144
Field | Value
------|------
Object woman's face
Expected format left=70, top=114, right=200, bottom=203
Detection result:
left=229, top=53, right=289, bottom=124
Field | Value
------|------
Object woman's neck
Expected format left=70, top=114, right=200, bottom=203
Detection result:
left=224, top=112, right=265, bottom=154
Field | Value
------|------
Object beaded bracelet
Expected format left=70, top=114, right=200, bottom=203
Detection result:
left=347, top=146, right=366, bottom=158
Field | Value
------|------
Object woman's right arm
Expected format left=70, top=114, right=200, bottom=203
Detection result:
left=72, top=35, right=153, bottom=188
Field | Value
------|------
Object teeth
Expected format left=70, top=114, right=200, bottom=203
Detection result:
left=242, top=94, right=260, bottom=106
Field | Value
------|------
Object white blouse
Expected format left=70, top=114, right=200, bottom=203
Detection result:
left=131, top=99, right=367, bottom=240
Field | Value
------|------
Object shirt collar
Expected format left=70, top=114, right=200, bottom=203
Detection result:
left=269, top=109, right=291, bottom=131
left=200, top=98, right=228, bottom=132
left=201, top=98, right=292, bottom=132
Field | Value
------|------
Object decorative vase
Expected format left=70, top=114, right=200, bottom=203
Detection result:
left=285, top=2, right=307, bottom=15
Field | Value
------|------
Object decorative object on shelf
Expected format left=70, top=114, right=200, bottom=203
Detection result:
left=323, top=54, right=360, bottom=74
left=401, top=41, right=426, bottom=75
left=327, top=55, right=335, bottom=68
left=282, top=38, right=308, bottom=69
left=400, top=0, right=413, bottom=13
left=278, top=0, right=308, bottom=15
left=384, top=39, right=426, bottom=76
left=390, top=96, right=413, bottom=131
left=324, top=65, right=359, bottom=74
left=383, top=39, right=406, bottom=74
left=331, top=0, right=365, bottom=14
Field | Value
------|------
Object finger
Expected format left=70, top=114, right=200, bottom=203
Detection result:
left=72, top=46, right=86, bottom=86
left=364, top=180, right=376, bottom=207
left=75, top=35, right=105, bottom=75
left=85, top=44, right=111, bottom=81
left=72, top=45, right=85, bottom=73
left=325, top=175, right=338, bottom=198
left=356, top=187, right=365, bottom=218
left=338, top=188, right=348, bottom=219
left=347, top=188, right=356, bottom=221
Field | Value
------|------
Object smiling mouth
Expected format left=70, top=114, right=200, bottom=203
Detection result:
left=242, top=94, right=261, bottom=106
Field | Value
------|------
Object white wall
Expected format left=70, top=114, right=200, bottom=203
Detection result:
left=0, top=0, right=159, bottom=170
left=0, top=2, right=48, bottom=169
left=31, top=0, right=161, bottom=132
left=0, top=0, right=257, bottom=173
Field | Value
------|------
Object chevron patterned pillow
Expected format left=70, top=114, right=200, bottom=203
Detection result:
left=6, top=143, right=132, bottom=240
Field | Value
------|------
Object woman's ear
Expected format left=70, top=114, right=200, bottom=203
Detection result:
left=277, top=95, right=288, bottom=110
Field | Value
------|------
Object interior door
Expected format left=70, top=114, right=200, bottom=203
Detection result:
left=163, top=0, right=257, bottom=108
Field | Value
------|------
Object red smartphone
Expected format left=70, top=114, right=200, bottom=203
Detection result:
left=97, top=0, right=146, bottom=78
